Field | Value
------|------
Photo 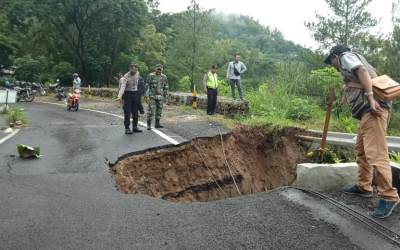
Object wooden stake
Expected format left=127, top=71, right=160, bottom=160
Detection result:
left=320, top=88, right=336, bottom=155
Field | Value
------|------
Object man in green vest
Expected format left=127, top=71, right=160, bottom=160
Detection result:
left=203, top=65, right=218, bottom=115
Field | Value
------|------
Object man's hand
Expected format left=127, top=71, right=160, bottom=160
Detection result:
left=117, top=97, right=123, bottom=107
left=144, top=96, right=149, bottom=104
left=368, top=96, right=384, bottom=117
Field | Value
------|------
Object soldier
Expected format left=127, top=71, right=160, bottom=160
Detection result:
left=145, top=64, right=168, bottom=130
left=117, top=64, right=142, bottom=135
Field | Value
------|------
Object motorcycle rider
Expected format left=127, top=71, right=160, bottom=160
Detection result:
left=73, top=73, right=81, bottom=89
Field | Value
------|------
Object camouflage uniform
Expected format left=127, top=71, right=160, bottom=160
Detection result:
left=145, top=72, right=168, bottom=121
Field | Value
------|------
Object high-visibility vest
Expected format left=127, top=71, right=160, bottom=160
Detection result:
left=207, top=72, right=218, bottom=89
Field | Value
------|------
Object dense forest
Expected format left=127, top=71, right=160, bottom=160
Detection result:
left=1, top=0, right=399, bottom=90
left=0, top=0, right=320, bottom=90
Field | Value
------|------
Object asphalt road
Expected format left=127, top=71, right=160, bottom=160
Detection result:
left=0, top=103, right=398, bottom=250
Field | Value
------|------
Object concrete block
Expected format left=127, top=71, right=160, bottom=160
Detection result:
left=392, top=162, right=400, bottom=193
left=295, top=163, right=358, bottom=192
left=295, top=162, right=400, bottom=193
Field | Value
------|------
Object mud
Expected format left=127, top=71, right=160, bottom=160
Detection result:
left=111, top=126, right=307, bottom=202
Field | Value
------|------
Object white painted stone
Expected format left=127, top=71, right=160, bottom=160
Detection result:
left=4, top=127, right=13, bottom=134
left=295, top=163, right=358, bottom=192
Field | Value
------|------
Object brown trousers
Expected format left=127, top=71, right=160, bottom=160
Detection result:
left=356, top=110, right=399, bottom=201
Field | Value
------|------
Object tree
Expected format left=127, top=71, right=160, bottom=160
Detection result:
left=33, top=0, right=148, bottom=85
left=393, top=0, right=400, bottom=25
left=306, top=0, right=377, bottom=49
left=133, top=24, right=167, bottom=72
left=166, top=1, right=215, bottom=91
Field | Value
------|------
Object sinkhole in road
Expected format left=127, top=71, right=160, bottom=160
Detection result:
left=111, top=126, right=307, bottom=203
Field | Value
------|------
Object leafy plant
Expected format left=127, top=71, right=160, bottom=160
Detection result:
left=390, top=151, right=400, bottom=164
left=7, top=108, right=27, bottom=124
left=286, top=98, right=317, bottom=121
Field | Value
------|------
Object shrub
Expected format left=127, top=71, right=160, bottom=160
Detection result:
left=285, top=98, right=317, bottom=121
left=14, top=55, right=47, bottom=82
left=177, top=75, right=191, bottom=92
left=52, top=62, right=75, bottom=86
left=7, top=108, right=27, bottom=124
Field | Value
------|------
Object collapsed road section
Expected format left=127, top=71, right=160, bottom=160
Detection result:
left=111, top=126, right=307, bottom=202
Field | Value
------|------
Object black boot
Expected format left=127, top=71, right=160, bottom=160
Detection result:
left=155, top=119, right=164, bottom=129
left=147, top=119, right=152, bottom=130
left=125, top=128, right=133, bottom=135
left=132, top=118, right=142, bottom=133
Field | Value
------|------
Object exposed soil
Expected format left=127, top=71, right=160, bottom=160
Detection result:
left=111, top=126, right=307, bottom=202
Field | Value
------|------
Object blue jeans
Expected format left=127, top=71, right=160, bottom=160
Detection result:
left=229, top=79, right=243, bottom=100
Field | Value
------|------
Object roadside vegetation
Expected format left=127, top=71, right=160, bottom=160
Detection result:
left=6, top=107, right=27, bottom=125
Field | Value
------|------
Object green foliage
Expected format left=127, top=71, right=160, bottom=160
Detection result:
left=14, top=55, right=47, bottom=81
left=52, top=62, right=75, bottom=86
left=306, top=0, right=377, bottom=49
left=337, top=116, right=357, bottom=133
left=286, top=98, right=317, bottom=121
left=390, top=151, right=400, bottom=163
left=177, top=76, right=191, bottom=92
left=218, top=80, right=231, bottom=97
left=308, top=67, right=342, bottom=96
left=7, top=107, right=27, bottom=124
left=133, top=24, right=167, bottom=71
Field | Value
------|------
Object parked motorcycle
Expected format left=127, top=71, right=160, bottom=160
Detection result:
left=31, top=82, right=47, bottom=96
left=49, top=81, right=66, bottom=101
left=67, top=89, right=80, bottom=112
left=14, top=84, right=35, bottom=102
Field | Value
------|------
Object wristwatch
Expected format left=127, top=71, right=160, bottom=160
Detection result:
left=364, top=91, right=374, bottom=97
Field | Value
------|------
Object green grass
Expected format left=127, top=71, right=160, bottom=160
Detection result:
left=7, top=108, right=27, bottom=125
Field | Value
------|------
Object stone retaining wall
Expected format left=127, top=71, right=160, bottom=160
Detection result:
left=80, top=88, right=249, bottom=115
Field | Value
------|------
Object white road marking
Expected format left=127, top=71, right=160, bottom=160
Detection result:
left=36, top=101, right=180, bottom=145
left=0, top=129, right=20, bottom=145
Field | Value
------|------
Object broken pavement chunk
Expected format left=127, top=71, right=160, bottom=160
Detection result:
left=17, top=144, right=41, bottom=159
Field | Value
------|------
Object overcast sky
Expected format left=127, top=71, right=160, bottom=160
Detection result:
left=158, top=0, right=394, bottom=49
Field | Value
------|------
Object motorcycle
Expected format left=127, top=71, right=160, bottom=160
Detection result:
left=67, top=89, right=80, bottom=112
left=14, top=84, right=35, bottom=102
left=31, top=82, right=47, bottom=96
left=49, top=82, right=66, bottom=101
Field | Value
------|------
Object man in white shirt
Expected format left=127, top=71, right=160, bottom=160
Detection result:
left=72, top=73, right=81, bottom=89
left=226, top=53, right=247, bottom=100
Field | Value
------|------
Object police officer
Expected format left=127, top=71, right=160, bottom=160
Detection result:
left=145, top=64, right=168, bottom=130
left=117, top=64, right=142, bottom=134
left=203, top=65, right=218, bottom=115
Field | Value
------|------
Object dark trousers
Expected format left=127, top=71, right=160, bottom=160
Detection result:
left=207, top=88, right=218, bottom=114
left=123, top=91, right=139, bottom=129
left=138, top=95, right=144, bottom=114
left=229, top=79, right=243, bottom=100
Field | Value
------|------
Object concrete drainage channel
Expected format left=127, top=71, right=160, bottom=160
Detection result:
left=110, top=125, right=400, bottom=203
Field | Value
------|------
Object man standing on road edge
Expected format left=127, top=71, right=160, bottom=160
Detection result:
left=117, top=64, right=142, bottom=135
left=325, top=45, right=400, bottom=219
left=203, top=65, right=219, bottom=115
left=227, top=53, right=247, bottom=100
left=145, top=64, right=168, bottom=130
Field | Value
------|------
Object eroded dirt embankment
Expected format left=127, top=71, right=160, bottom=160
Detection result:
left=111, top=126, right=307, bottom=202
